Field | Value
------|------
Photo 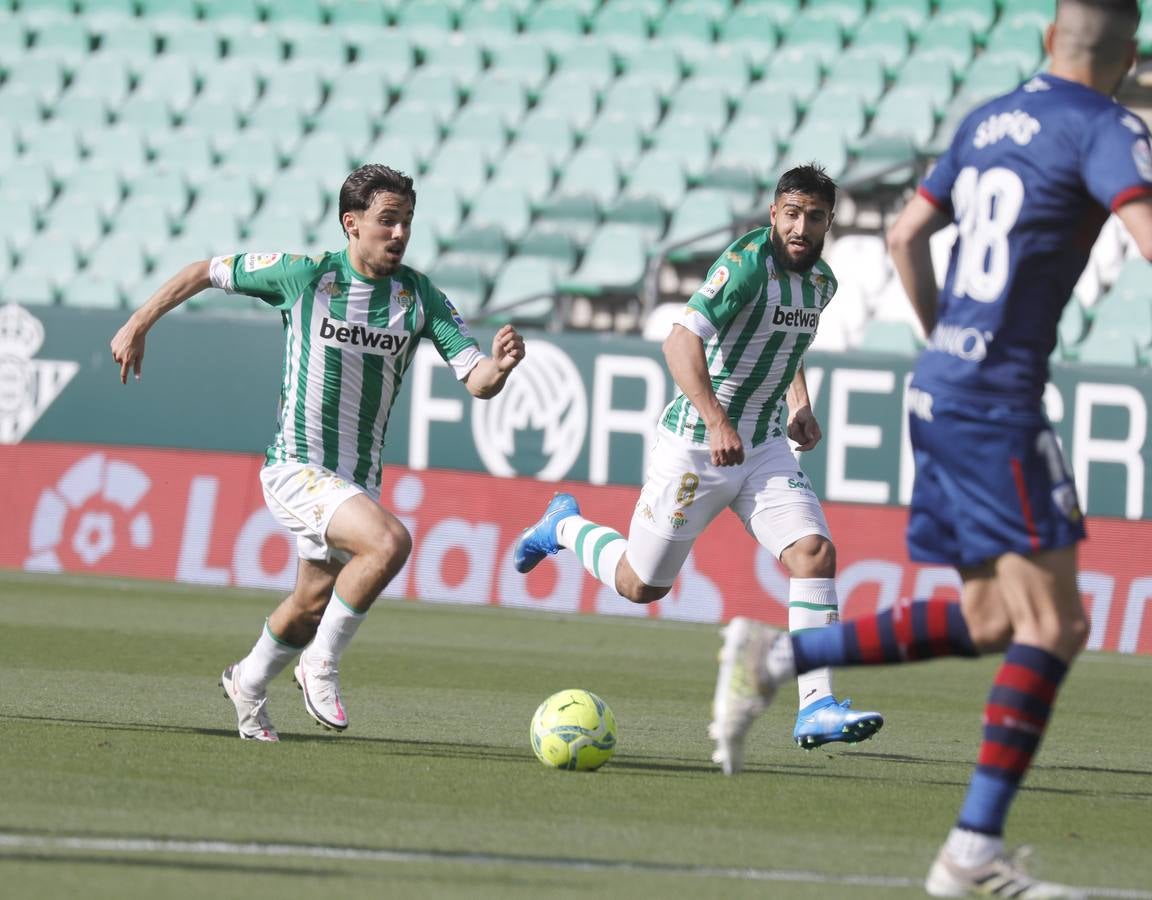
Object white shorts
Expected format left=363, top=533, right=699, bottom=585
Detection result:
left=259, top=461, right=370, bottom=563
left=627, top=434, right=831, bottom=587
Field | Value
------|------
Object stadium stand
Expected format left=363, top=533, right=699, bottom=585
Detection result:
left=0, top=0, right=1147, bottom=367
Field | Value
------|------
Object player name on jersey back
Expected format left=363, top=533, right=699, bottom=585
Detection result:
left=316, top=316, right=410, bottom=355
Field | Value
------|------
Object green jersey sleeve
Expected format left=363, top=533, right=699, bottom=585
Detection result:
left=418, top=274, right=483, bottom=379
left=685, top=234, right=768, bottom=331
left=210, top=252, right=324, bottom=310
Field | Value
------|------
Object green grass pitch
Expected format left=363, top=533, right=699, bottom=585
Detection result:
left=1, top=572, right=1150, bottom=899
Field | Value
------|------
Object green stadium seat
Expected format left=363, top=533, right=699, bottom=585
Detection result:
left=779, top=122, right=850, bottom=180
left=257, top=174, right=328, bottom=226
left=467, top=72, right=530, bottom=123
left=533, top=193, right=602, bottom=245
left=465, top=183, right=533, bottom=243
left=934, top=0, right=996, bottom=34
left=1075, top=324, right=1142, bottom=367
left=12, top=231, right=82, bottom=296
left=403, top=222, right=441, bottom=272
left=444, top=105, right=509, bottom=156
left=557, top=222, right=649, bottom=297
left=137, top=0, right=199, bottom=25
left=200, top=0, right=262, bottom=26
left=713, top=120, right=781, bottom=179
left=983, top=21, right=1045, bottom=71
left=607, top=192, right=667, bottom=244
left=0, top=14, right=31, bottom=61
left=663, top=79, right=731, bottom=138
left=192, top=170, right=259, bottom=219
left=21, top=121, right=85, bottom=176
left=115, top=93, right=176, bottom=130
left=242, top=208, right=312, bottom=250
left=263, top=0, right=326, bottom=32
left=156, top=21, right=222, bottom=61
left=489, top=143, right=556, bottom=203
left=429, top=257, right=490, bottom=317
left=222, top=26, right=285, bottom=64
left=22, top=0, right=79, bottom=25
left=687, top=49, right=754, bottom=92
left=915, top=17, right=976, bottom=69
left=83, top=124, right=148, bottom=176
left=894, top=52, right=956, bottom=109
left=218, top=129, right=286, bottom=181
left=423, top=138, right=492, bottom=195
left=360, top=135, right=422, bottom=180
left=804, top=0, right=867, bottom=28
left=779, top=14, right=844, bottom=65
left=419, top=37, right=486, bottom=81
left=346, top=32, right=415, bottom=81
left=150, top=130, right=217, bottom=181
left=53, top=90, right=115, bottom=136
left=394, top=68, right=462, bottom=119
left=97, top=20, right=159, bottom=59
left=394, top=0, right=459, bottom=36
left=413, top=181, right=466, bottom=240
left=553, top=42, right=619, bottom=92
left=663, top=188, right=737, bottom=262
left=327, top=0, right=389, bottom=34
left=1002, top=0, right=1055, bottom=29
left=28, top=19, right=93, bottom=64
left=759, top=51, right=822, bottom=106
left=590, top=0, right=652, bottom=51
left=620, top=149, right=689, bottom=214
left=617, top=44, right=686, bottom=87
left=844, top=16, right=910, bottom=72
left=484, top=38, right=552, bottom=92
left=1104, top=257, right=1152, bottom=304
left=960, top=57, right=1025, bottom=103
left=285, top=29, right=352, bottom=67
left=599, top=75, right=663, bottom=132
left=844, top=133, right=918, bottom=188
left=443, top=222, right=510, bottom=277
left=856, top=319, right=922, bottom=355
left=576, top=114, right=643, bottom=168
left=555, top=147, right=622, bottom=208
left=458, top=0, right=522, bottom=41
left=486, top=256, right=560, bottom=324
left=715, top=5, right=779, bottom=53
left=41, top=196, right=107, bottom=253
left=0, top=122, right=18, bottom=170
left=513, top=109, right=578, bottom=166
left=516, top=228, right=579, bottom=271
left=81, top=232, right=147, bottom=293
left=522, top=3, right=587, bottom=50
left=646, top=123, right=714, bottom=181
left=134, top=55, right=199, bottom=108
left=534, top=73, right=600, bottom=132
left=179, top=198, right=245, bottom=248
left=180, top=97, right=244, bottom=134
left=652, top=4, right=719, bottom=56
left=4, top=56, right=66, bottom=105
left=824, top=54, right=887, bottom=108
left=868, top=0, right=931, bottom=33
left=68, top=54, right=133, bottom=106
left=734, top=81, right=799, bottom=139
left=803, top=89, right=867, bottom=141
left=1057, top=297, right=1089, bottom=357
left=867, top=87, right=938, bottom=146
left=61, top=274, right=125, bottom=309
left=377, top=103, right=444, bottom=159
left=695, top=163, right=762, bottom=214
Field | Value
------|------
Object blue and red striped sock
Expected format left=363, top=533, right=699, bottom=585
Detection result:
left=791, top=598, right=977, bottom=672
left=956, top=643, right=1069, bottom=836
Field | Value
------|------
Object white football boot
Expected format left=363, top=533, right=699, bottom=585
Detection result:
left=925, top=846, right=1087, bottom=899
left=708, top=617, right=782, bottom=775
left=294, top=655, right=348, bottom=732
left=220, top=663, right=279, bottom=742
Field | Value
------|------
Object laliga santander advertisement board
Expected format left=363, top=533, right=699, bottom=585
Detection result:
left=3, top=442, right=1151, bottom=655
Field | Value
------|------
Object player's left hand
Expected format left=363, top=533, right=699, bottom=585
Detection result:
left=788, top=406, right=822, bottom=451
left=491, top=324, right=525, bottom=372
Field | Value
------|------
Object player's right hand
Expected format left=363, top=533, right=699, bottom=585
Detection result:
left=710, top=420, right=744, bottom=467
left=110, top=323, right=146, bottom=384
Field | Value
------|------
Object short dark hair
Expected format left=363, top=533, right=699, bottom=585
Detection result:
left=1059, top=0, right=1139, bottom=21
left=774, top=163, right=837, bottom=210
left=338, top=164, right=417, bottom=235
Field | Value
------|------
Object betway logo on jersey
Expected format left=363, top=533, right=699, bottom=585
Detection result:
left=771, top=306, right=820, bottom=332
left=316, top=317, right=410, bottom=355
left=973, top=110, right=1041, bottom=149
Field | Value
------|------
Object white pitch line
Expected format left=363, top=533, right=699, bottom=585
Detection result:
left=1, top=834, right=1149, bottom=898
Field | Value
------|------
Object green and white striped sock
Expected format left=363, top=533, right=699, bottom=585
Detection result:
left=557, top=516, right=627, bottom=592
left=789, top=577, right=838, bottom=708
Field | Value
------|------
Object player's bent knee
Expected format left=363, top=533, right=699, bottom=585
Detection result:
left=780, top=534, right=836, bottom=578
left=626, top=583, right=671, bottom=604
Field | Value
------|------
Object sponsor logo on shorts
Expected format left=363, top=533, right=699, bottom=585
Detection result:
left=669, top=509, right=688, bottom=530
left=787, top=471, right=812, bottom=491
left=317, top=317, right=411, bottom=355
left=635, top=501, right=655, bottom=523
left=243, top=252, right=282, bottom=272
left=771, top=306, right=820, bottom=332
left=698, top=266, right=729, bottom=299
left=1053, top=484, right=1082, bottom=523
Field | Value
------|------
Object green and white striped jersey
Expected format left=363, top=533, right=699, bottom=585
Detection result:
left=659, top=227, right=837, bottom=449
left=209, top=249, right=481, bottom=492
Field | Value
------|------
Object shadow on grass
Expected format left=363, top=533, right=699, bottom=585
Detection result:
left=0, top=851, right=346, bottom=879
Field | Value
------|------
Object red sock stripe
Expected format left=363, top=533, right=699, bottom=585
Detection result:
left=854, top=614, right=885, bottom=663
left=978, top=741, right=1032, bottom=774
left=984, top=702, right=1046, bottom=732
left=893, top=599, right=916, bottom=658
left=1010, top=457, right=1041, bottom=551
left=926, top=599, right=951, bottom=658
left=995, top=662, right=1059, bottom=705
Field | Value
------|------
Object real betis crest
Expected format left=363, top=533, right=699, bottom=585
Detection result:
left=0, top=304, right=79, bottom=444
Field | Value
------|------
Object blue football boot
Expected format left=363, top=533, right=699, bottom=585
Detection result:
left=793, top=696, right=884, bottom=750
left=512, top=493, right=581, bottom=573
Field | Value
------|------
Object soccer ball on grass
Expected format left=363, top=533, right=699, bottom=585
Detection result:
left=530, top=689, right=617, bottom=771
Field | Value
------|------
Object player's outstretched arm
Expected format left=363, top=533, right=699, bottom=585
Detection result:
left=1115, top=198, right=1152, bottom=262
left=664, top=323, right=743, bottom=467
left=886, top=193, right=951, bottom=336
left=464, top=324, right=526, bottom=398
left=110, top=260, right=212, bottom=384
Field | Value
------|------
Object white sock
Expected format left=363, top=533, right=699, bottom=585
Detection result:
left=944, top=827, right=1003, bottom=868
left=303, top=592, right=366, bottom=665
left=237, top=620, right=303, bottom=696
left=789, top=577, right=838, bottom=709
left=557, top=516, right=627, bottom=592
